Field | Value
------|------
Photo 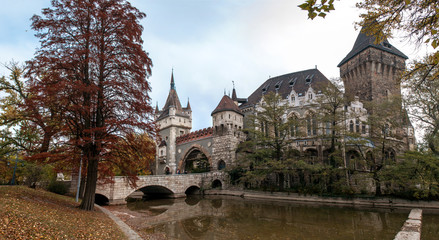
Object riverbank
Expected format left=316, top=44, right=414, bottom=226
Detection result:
left=204, top=189, right=439, bottom=211
left=0, top=186, right=127, bottom=240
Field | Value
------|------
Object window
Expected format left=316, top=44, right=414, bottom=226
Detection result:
left=326, top=122, right=331, bottom=135
left=290, top=116, right=298, bottom=137
left=349, top=120, right=354, bottom=133
left=355, top=118, right=360, bottom=133
left=312, top=116, right=317, bottom=135
left=291, top=96, right=295, bottom=102
left=362, top=125, right=366, bottom=134
left=308, top=93, right=313, bottom=99
left=307, top=114, right=317, bottom=136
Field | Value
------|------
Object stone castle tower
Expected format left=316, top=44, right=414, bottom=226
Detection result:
left=211, top=88, right=245, bottom=170
left=338, top=26, right=408, bottom=104
left=338, top=26, right=415, bottom=150
left=155, top=71, right=192, bottom=174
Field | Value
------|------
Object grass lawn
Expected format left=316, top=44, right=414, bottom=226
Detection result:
left=0, top=186, right=127, bottom=240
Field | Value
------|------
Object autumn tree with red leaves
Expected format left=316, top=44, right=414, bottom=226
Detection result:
left=27, top=0, right=155, bottom=210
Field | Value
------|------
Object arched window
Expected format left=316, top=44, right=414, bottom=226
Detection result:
left=218, top=160, right=226, bottom=170
left=355, top=118, right=360, bottom=133
left=307, top=113, right=317, bottom=136
left=312, top=115, right=317, bottom=135
left=290, top=115, right=299, bottom=137
left=307, top=116, right=312, bottom=136
left=349, top=120, right=354, bottom=133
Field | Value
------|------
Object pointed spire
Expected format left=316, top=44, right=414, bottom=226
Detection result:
left=224, top=89, right=226, bottom=96
left=232, top=81, right=237, bottom=101
left=155, top=101, right=159, bottom=113
left=170, top=68, right=175, bottom=90
left=186, top=98, right=191, bottom=110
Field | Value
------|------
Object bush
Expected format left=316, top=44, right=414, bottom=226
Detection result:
left=47, top=181, right=68, bottom=195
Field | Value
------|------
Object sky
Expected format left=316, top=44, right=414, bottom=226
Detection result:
left=0, top=0, right=432, bottom=134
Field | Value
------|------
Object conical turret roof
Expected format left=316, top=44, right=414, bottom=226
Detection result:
left=211, top=94, right=243, bottom=116
left=157, top=71, right=184, bottom=120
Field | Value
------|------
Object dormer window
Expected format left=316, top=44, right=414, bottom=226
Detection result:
left=291, top=96, right=295, bottom=102
left=275, top=80, right=283, bottom=90
left=308, top=93, right=313, bottom=99
left=305, top=74, right=314, bottom=84
left=382, top=42, right=392, bottom=48
left=289, top=77, right=297, bottom=87
left=261, top=83, right=270, bottom=93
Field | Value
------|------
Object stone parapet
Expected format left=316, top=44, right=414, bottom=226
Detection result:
left=176, top=127, right=213, bottom=145
left=394, top=209, right=422, bottom=240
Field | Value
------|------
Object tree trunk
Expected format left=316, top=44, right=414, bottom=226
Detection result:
left=278, top=172, right=285, bottom=191
left=79, top=152, right=99, bottom=211
left=79, top=174, right=86, bottom=199
left=374, top=173, right=381, bottom=196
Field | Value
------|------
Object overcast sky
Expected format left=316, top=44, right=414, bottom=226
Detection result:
left=0, top=0, right=431, bottom=133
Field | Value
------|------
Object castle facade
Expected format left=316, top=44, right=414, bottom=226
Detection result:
left=153, top=27, right=416, bottom=175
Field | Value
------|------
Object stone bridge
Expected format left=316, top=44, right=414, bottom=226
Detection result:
left=73, top=171, right=228, bottom=204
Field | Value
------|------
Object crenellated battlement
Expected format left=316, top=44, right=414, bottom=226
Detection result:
left=176, top=127, right=213, bottom=145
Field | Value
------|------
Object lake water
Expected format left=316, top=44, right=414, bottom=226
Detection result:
left=114, top=195, right=432, bottom=240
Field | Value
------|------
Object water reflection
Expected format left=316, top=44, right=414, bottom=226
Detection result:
left=422, top=213, right=439, bottom=240
left=125, top=196, right=410, bottom=240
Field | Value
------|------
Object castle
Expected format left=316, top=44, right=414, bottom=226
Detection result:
left=153, top=27, right=416, bottom=175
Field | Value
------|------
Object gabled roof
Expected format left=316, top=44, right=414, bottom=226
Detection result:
left=240, top=69, right=330, bottom=109
left=338, top=26, right=408, bottom=67
left=211, top=95, right=243, bottom=116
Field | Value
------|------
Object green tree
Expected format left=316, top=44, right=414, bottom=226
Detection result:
left=238, top=92, right=300, bottom=190
left=314, top=78, right=346, bottom=162
left=346, top=97, right=405, bottom=195
left=0, top=62, right=62, bottom=156
left=404, top=55, right=439, bottom=155
left=381, top=150, right=439, bottom=200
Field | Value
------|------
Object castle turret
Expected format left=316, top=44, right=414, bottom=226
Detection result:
left=155, top=70, right=192, bottom=174
left=211, top=94, right=245, bottom=170
left=211, top=94, right=244, bottom=135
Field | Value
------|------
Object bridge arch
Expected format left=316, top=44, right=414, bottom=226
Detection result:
left=131, top=185, right=175, bottom=199
left=178, top=144, right=212, bottom=173
left=185, top=185, right=202, bottom=195
left=212, top=179, right=222, bottom=189
left=95, top=193, right=110, bottom=206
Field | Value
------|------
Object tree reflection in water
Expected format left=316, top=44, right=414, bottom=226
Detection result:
left=124, top=196, right=415, bottom=240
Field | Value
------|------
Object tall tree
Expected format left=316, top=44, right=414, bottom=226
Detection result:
left=404, top=55, right=439, bottom=155
left=314, top=78, right=346, bottom=158
left=238, top=92, right=300, bottom=190
left=27, top=0, right=155, bottom=210
left=0, top=62, right=61, bottom=157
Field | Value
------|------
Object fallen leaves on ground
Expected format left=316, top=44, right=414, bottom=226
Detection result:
left=0, top=186, right=127, bottom=240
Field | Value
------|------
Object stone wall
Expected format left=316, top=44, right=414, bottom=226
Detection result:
left=340, top=47, right=406, bottom=103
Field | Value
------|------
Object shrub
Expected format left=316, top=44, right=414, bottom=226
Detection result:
left=47, top=181, right=68, bottom=195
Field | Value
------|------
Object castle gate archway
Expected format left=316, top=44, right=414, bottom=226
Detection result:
left=179, top=146, right=212, bottom=173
